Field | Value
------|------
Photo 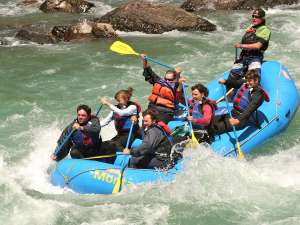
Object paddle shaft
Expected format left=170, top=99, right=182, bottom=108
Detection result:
left=222, top=85, right=244, bottom=159
left=145, top=56, right=174, bottom=70
left=125, top=122, right=134, bottom=149
left=182, top=83, right=193, bottom=135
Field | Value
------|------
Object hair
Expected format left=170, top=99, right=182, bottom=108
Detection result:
left=191, top=83, right=209, bottom=97
left=245, top=69, right=260, bottom=81
left=114, top=87, right=133, bottom=102
left=77, top=104, right=91, bottom=116
left=142, top=108, right=160, bottom=121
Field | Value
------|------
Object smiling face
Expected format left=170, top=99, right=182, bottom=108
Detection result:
left=116, top=95, right=127, bottom=107
left=142, top=114, right=155, bottom=128
left=192, top=89, right=205, bottom=101
left=251, top=16, right=264, bottom=26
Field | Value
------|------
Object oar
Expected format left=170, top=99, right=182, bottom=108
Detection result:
left=53, top=104, right=103, bottom=158
left=112, top=122, right=134, bottom=193
left=182, top=83, right=199, bottom=145
left=222, top=85, right=244, bottom=160
left=110, top=41, right=174, bottom=70
left=216, top=88, right=234, bottom=104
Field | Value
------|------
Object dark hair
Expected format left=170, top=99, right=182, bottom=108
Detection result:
left=77, top=104, right=91, bottom=116
left=245, top=69, right=260, bottom=80
left=252, top=8, right=266, bottom=19
left=142, top=108, right=160, bottom=121
left=191, top=83, right=209, bottom=97
left=114, top=87, right=133, bottom=102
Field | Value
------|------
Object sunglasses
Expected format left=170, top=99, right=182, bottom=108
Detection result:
left=252, top=15, right=262, bottom=19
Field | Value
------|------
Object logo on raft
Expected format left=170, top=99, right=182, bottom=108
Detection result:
left=90, top=169, right=131, bottom=187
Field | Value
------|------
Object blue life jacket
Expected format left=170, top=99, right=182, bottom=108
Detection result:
left=233, top=84, right=250, bottom=112
left=113, top=101, right=141, bottom=133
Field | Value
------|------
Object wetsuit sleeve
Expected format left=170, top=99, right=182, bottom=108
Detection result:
left=100, top=111, right=114, bottom=127
left=57, top=122, right=74, bottom=144
left=55, top=122, right=74, bottom=161
left=143, top=66, right=162, bottom=85
left=82, top=116, right=101, bottom=134
left=193, top=104, right=213, bottom=126
left=109, top=104, right=137, bottom=116
left=236, top=88, right=264, bottom=123
left=131, top=127, right=162, bottom=156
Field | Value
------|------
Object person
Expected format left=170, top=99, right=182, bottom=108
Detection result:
left=50, top=104, right=101, bottom=161
left=220, top=8, right=271, bottom=90
left=187, top=83, right=217, bottom=143
left=123, top=108, right=173, bottom=169
left=100, top=87, right=141, bottom=152
left=141, top=54, right=185, bottom=124
left=212, top=69, right=269, bottom=135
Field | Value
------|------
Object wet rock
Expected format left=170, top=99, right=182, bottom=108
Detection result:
left=54, top=21, right=118, bottom=41
left=39, top=0, right=95, bottom=13
left=181, top=0, right=298, bottom=11
left=97, top=0, right=216, bottom=34
left=16, top=29, right=57, bottom=44
left=17, top=0, right=41, bottom=6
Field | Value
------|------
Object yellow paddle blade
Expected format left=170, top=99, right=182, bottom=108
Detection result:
left=186, top=131, right=199, bottom=148
left=112, top=172, right=122, bottom=194
left=236, top=142, right=245, bottom=160
left=110, top=41, right=140, bottom=56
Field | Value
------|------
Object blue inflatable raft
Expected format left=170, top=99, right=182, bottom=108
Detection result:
left=51, top=61, right=299, bottom=194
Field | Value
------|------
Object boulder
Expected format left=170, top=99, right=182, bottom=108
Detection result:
left=39, top=0, right=95, bottom=13
left=97, top=0, right=216, bottom=34
left=181, top=0, right=299, bottom=11
left=16, top=28, right=57, bottom=44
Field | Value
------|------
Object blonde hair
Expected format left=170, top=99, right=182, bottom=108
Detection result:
left=114, top=87, right=133, bottom=102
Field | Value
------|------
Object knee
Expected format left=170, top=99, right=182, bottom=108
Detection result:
left=70, top=148, right=83, bottom=159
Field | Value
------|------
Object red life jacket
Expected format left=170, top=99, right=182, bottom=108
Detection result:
left=113, top=101, right=141, bottom=133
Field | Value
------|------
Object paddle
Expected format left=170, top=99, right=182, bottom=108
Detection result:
left=222, top=85, right=245, bottom=160
left=110, top=41, right=174, bottom=70
left=112, top=120, right=135, bottom=193
left=53, top=104, right=103, bottom=159
left=182, top=83, right=199, bottom=145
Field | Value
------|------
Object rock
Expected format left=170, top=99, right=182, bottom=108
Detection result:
left=15, top=20, right=117, bottom=44
left=97, top=0, right=216, bottom=34
left=17, top=0, right=40, bottom=6
left=181, top=0, right=299, bottom=11
left=16, top=29, right=57, bottom=44
left=57, top=20, right=118, bottom=41
left=39, top=0, right=95, bottom=13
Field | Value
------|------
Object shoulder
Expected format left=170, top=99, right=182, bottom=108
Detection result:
left=256, top=25, right=271, bottom=40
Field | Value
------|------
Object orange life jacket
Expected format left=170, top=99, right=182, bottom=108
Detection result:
left=148, top=83, right=176, bottom=109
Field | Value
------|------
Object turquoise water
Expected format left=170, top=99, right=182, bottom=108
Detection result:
left=1, top=1, right=300, bottom=225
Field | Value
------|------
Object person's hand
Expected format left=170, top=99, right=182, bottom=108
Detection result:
left=140, top=53, right=147, bottom=60
left=101, top=97, right=111, bottom=106
left=175, top=67, right=182, bottom=74
left=234, top=43, right=242, bottom=48
left=130, top=115, right=138, bottom=124
left=123, top=148, right=130, bottom=154
left=50, top=154, right=57, bottom=161
left=72, top=122, right=81, bottom=130
left=229, top=118, right=240, bottom=126
left=187, top=115, right=194, bottom=122
left=178, top=77, right=186, bottom=84
left=218, top=79, right=226, bottom=84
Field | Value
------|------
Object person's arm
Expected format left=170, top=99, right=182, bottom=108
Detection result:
left=193, top=104, right=213, bottom=126
left=82, top=116, right=100, bottom=134
left=109, top=104, right=137, bottom=116
left=141, top=54, right=161, bottom=85
left=130, top=128, right=162, bottom=156
left=236, top=88, right=264, bottom=123
left=100, top=111, right=114, bottom=127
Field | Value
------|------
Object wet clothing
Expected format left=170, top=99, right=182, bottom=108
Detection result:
left=212, top=84, right=269, bottom=135
left=143, top=66, right=184, bottom=124
left=128, top=122, right=173, bottom=169
left=189, top=98, right=217, bottom=142
left=226, top=23, right=271, bottom=90
left=100, top=102, right=140, bottom=152
left=55, top=116, right=101, bottom=161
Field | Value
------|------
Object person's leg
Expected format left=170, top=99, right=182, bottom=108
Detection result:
left=147, top=157, right=166, bottom=169
left=70, top=147, right=84, bottom=159
left=212, top=114, right=232, bottom=135
left=128, top=155, right=152, bottom=169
